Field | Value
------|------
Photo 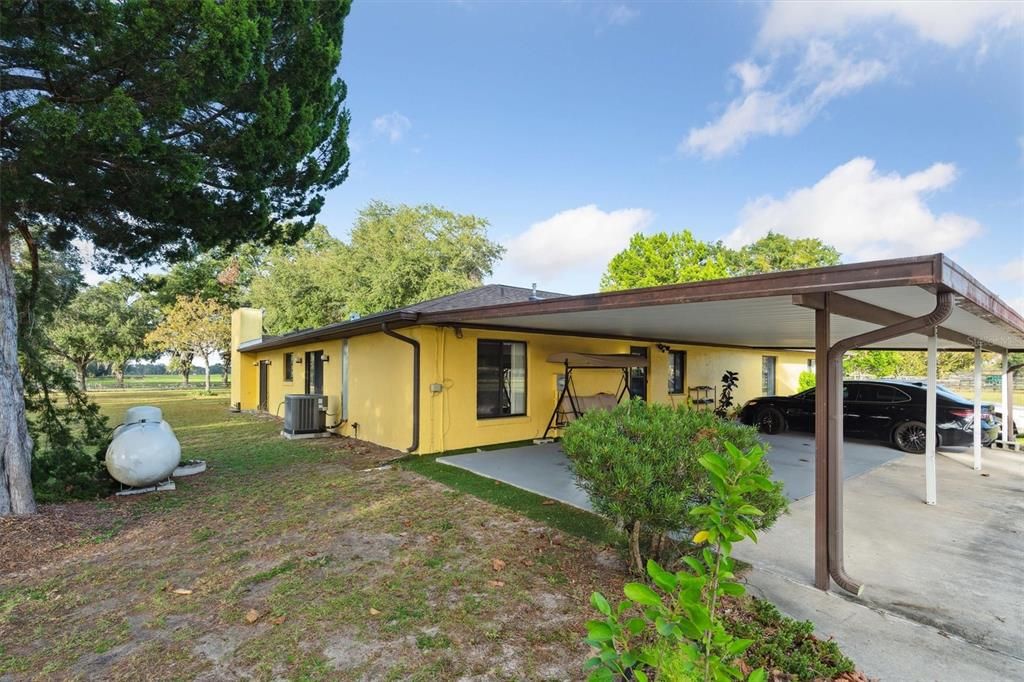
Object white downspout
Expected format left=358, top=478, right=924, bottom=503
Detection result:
left=1001, top=352, right=1011, bottom=446
left=973, top=345, right=982, bottom=470
left=925, top=332, right=938, bottom=505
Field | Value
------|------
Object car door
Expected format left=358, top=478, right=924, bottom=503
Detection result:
left=842, top=383, right=869, bottom=436
left=868, top=384, right=912, bottom=436
left=786, top=389, right=816, bottom=432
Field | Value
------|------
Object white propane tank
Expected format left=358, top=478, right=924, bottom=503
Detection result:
left=106, top=406, right=181, bottom=487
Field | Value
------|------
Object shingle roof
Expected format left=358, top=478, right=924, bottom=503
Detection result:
left=404, top=284, right=567, bottom=313
left=238, top=284, right=568, bottom=351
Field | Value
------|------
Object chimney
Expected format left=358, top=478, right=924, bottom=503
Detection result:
left=529, top=283, right=541, bottom=301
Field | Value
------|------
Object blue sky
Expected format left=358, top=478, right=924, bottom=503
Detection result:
left=318, top=1, right=1023, bottom=308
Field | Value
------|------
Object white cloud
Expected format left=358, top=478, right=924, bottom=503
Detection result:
left=725, top=157, right=982, bottom=260
left=731, top=60, right=770, bottom=92
left=684, top=2, right=1022, bottom=158
left=503, top=205, right=653, bottom=275
left=604, top=3, right=637, bottom=27
left=372, top=111, right=411, bottom=143
left=758, top=0, right=1022, bottom=48
left=997, top=258, right=1024, bottom=281
left=684, top=42, right=888, bottom=158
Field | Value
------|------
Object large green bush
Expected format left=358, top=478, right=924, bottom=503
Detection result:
left=797, top=370, right=815, bottom=392
left=563, top=400, right=787, bottom=573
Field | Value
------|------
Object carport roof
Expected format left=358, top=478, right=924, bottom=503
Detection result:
left=239, top=254, right=1024, bottom=353
left=418, top=254, right=1024, bottom=352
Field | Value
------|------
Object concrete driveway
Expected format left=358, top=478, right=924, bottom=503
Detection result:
left=437, top=432, right=902, bottom=508
left=438, top=436, right=1024, bottom=680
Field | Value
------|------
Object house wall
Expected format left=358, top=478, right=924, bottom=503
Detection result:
left=233, top=326, right=416, bottom=452
left=232, top=317, right=813, bottom=455
left=230, top=308, right=263, bottom=408
left=412, top=326, right=813, bottom=454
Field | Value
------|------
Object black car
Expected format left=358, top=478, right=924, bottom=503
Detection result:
left=738, top=380, right=1001, bottom=454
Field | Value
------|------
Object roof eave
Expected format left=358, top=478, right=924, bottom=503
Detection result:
left=236, top=311, right=418, bottom=352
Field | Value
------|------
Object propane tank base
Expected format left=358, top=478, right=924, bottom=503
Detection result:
left=115, top=480, right=176, bottom=496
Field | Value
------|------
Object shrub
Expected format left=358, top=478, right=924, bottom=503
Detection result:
left=563, top=400, right=787, bottom=574
left=584, top=442, right=775, bottom=682
left=725, top=599, right=854, bottom=680
left=797, top=370, right=815, bottom=392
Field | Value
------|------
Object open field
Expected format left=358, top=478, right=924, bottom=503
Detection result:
left=86, top=375, right=227, bottom=391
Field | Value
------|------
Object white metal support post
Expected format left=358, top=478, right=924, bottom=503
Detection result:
left=973, top=345, right=983, bottom=470
left=1001, top=352, right=1012, bottom=446
left=925, top=331, right=938, bottom=505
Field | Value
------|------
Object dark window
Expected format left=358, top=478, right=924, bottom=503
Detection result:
left=629, top=346, right=648, bottom=401
left=761, top=356, right=777, bottom=396
left=859, top=384, right=911, bottom=403
left=477, top=340, right=527, bottom=418
left=305, top=350, right=324, bottom=394
left=668, top=350, right=686, bottom=394
left=283, top=353, right=294, bottom=382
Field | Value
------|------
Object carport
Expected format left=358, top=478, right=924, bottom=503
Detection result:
left=420, top=254, right=1024, bottom=595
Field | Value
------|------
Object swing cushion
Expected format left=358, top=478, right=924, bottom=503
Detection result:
left=559, top=392, right=619, bottom=422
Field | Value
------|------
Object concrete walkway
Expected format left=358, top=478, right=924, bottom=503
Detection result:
left=437, top=433, right=902, bottom=504
left=438, top=438, right=1024, bottom=680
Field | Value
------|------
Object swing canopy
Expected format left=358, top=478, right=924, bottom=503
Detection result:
left=546, top=352, right=649, bottom=369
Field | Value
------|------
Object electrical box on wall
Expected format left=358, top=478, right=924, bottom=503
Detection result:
left=429, top=383, right=444, bottom=393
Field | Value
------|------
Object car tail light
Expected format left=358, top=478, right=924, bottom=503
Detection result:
left=948, top=408, right=972, bottom=419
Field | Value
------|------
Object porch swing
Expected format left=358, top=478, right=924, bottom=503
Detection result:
left=542, top=352, right=649, bottom=438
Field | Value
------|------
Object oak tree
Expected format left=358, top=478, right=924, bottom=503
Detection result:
left=601, top=230, right=840, bottom=291
left=147, top=295, right=231, bottom=392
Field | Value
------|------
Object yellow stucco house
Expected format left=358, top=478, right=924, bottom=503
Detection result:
left=231, top=284, right=814, bottom=454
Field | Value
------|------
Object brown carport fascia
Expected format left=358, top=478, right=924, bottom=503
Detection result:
left=417, top=254, right=947, bottom=323
left=417, top=253, right=1024, bottom=350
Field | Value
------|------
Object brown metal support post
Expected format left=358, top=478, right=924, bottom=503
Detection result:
left=822, top=291, right=953, bottom=595
left=814, top=299, right=830, bottom=591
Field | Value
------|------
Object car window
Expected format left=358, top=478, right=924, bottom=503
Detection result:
left=873, top=385, right=911, bottom=403
left=844, top=384, right=863, bottom=401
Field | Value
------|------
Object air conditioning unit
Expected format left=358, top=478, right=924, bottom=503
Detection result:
left=283, top=394, right=327, bottom=438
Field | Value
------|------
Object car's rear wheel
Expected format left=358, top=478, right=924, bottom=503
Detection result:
left=755, top=407, right=786, bottom=435
left=893, top=420, right=929, bottom=454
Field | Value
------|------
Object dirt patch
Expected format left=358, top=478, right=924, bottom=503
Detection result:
left=0, top=501, right=133, bottom=576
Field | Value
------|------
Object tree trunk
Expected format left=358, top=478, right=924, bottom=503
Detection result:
left=222, top=356, right=231, bottom=387
left=77, top=361, right=88, bottom=392
left=629, top=520, right=643, bottom=575
left=114, top=364, right=125, bottom=389
left=0, top=225, right=37, bottom=515
left=203, top=355, right=211, bottom=392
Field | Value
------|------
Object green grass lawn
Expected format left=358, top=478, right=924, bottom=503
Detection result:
left=1, top=391, right=631, bottom=680
left=0, top=391, right=857, bottom=680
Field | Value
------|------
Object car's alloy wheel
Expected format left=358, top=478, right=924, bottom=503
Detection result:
left=893, top=421, right=928, bottom=454
left=755, top=407, right=785, bottom=435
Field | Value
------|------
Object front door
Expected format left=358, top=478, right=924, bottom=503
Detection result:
left=629, top=346, right=648, bottom=401
left=258, top=361, right=269, bottom=411
left=305, top=350, right=324, bottom=394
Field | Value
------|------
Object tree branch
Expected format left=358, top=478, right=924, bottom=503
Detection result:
left=0, top=73, right=51, bottom=93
